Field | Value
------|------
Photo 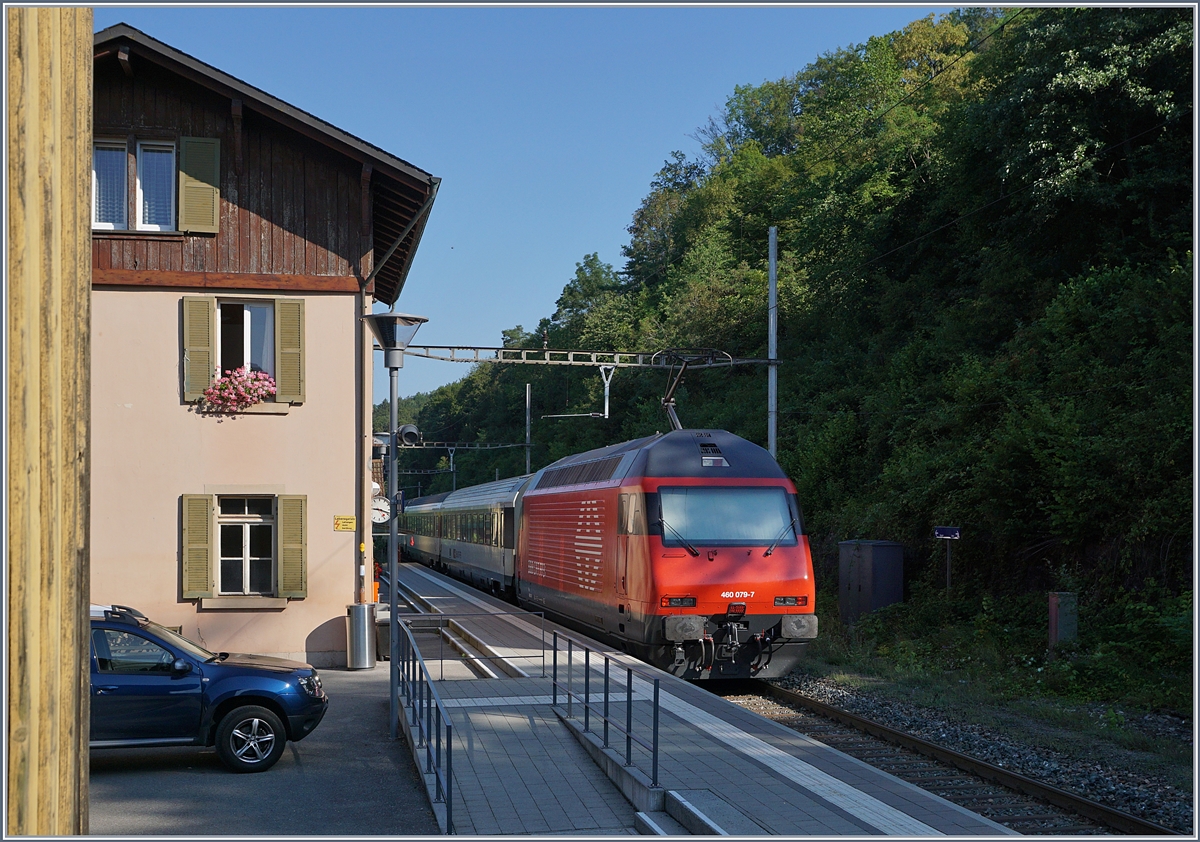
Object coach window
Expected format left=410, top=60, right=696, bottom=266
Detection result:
left=502, top=509, right=515, bottom=549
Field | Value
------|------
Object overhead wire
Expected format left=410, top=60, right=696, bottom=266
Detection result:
left=780, top=374, right=1179, bottom=418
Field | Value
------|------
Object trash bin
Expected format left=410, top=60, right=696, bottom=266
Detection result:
left=375, top=604, right=391, bottom=661
left=346, top=603, right=376, bottom=670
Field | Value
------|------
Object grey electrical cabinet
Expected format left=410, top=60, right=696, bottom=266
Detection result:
left=838, top=540, right=905, bottom=625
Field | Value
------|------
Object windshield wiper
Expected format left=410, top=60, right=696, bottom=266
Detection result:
left=659, top=517, right=700, bottom=557
left=763, top=517, right=799, bottom=557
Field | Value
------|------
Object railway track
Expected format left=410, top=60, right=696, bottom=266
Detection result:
left=713, top=681, right=1180, bottom=836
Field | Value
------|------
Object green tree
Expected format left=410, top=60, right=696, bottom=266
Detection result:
left=398, top=7, right=1192, bottom=603
left=551, top=253, right=621, bottom=331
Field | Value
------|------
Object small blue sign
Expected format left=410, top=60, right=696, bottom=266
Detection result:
left=935, top=526, right=961, bottom=540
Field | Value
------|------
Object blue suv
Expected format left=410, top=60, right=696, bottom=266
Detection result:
left=90, top=604, right=328, bottom=772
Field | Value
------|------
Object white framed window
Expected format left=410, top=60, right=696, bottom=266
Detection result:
left=183, top=296, right=304, bottom=405
left=136, top=141, right=176, bottom=231
left=183, top=493, right=306, bottom=601
left=92, top=141, right=128, bottom=230
left=218, top=300, right=276, bottom=380
left=217, top=497, right=275, bottom=596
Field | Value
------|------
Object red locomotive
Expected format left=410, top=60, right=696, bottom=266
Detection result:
left=402, top=429, right=817, bottom=679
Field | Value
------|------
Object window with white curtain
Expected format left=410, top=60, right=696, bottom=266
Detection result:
left=136, top=141, right=176, bottom=231
left=92, top=142, right=127, bottom=229
left=219, top=300, right=276, bottom=380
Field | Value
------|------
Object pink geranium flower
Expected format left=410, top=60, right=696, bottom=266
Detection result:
left=198, top=367, right=277, bottom=412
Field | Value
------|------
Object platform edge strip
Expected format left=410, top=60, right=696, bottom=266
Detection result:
left=555, top=704, right=666, bottom=814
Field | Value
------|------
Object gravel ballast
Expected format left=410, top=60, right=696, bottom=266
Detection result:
left=773, top=672, right=1194, bottom=835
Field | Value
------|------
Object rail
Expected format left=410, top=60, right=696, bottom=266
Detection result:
left=759, top=682, right=1181, bottom=836
left=550, top=631, right=661, bottom=788
left=396, top=620, right=454, bottom=834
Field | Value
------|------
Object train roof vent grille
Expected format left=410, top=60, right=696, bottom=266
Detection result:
left=697, top=440, right=729, bottom=467
left=536, top=455, right=623, bottom=490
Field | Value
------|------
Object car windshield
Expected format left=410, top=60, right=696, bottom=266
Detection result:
left=656, top=486, right=798, bottom=548
left=144, top=621, right=214, bottom=661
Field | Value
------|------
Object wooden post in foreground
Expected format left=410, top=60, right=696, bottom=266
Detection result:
left=6, top=7, right=93, bottom=835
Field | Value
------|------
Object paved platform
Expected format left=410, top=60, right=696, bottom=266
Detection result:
left=386, top=562, right=1016, bottom=836
left=89, top=665, right=439, bottom=836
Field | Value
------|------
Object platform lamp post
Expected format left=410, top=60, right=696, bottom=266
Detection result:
left=362, top=311, right=427, bottom=740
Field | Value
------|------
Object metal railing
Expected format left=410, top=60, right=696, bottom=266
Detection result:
left=403, top=612, right=546, bottom=680
left=397, top=620, right=454, bottom=834
left=550, top=631, right=661, bottom=788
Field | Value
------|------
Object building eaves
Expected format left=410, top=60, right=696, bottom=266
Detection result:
left=94, top=22, right=438, bottom=305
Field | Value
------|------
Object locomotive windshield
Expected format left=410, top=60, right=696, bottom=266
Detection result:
left=652, top=486, right=801, bottom=548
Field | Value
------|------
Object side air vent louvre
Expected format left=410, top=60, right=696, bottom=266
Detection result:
left=536, top=455, right=623, bottom=490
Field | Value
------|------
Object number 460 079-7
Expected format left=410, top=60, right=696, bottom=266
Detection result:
left=720, top=591, right=754, bottom=598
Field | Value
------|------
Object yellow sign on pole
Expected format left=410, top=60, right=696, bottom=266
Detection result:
left=334, top=516, right=357, bottom=531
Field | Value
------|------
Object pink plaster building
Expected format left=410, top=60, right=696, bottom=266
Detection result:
left=89, top=24, right=437, bottom=665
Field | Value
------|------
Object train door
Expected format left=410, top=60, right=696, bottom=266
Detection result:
left=616, top=495, right=631, bottom=597
left=500, top=507, right=515, bottom=585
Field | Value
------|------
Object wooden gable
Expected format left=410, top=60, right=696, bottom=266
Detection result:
left=91, top=25, right=437, bottom=303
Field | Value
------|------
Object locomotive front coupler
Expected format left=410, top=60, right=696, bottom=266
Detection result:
left=749, top=631, right=774, bottom=673
left=714, top=621, right=747, bottom=661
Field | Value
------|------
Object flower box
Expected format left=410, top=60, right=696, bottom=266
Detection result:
left=198, top=368, right=277, bottom=413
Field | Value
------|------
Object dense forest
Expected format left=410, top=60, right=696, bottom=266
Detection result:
left=383, top=7, right=1192, bottom=601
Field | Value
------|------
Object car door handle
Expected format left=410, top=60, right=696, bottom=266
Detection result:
left=94, top=686, right=119, bottom=694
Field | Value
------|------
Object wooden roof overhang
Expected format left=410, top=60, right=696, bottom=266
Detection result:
left=93, top=23, right=439, bottom=306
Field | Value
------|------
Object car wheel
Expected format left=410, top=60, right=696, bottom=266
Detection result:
left=215, top=705, right=286, bottom=773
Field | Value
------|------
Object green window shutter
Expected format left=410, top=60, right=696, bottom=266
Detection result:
left=178, top=137, right=220, bottom=234
left=182, top=495, right=214, bottom=599
left=182, top=296, right=216, bottom=401
left=276, top=495, right=307, bottom=598
left=274, top=298, right=305, bottom=404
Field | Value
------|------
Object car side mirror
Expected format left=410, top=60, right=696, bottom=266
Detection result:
left=172, top=658, right=192, bottom=675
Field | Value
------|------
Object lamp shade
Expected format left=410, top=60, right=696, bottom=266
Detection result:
left=362, top=312, right=428, bottom=351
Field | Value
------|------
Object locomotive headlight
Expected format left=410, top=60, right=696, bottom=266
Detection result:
left=661, top=596, right=697, bottom=608
left=774, top=596, right=808, bottom=606
left=726, top=602, right=746, bottom=617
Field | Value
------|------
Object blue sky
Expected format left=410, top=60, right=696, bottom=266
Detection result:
left=93, top=4, right=947, bottom=402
